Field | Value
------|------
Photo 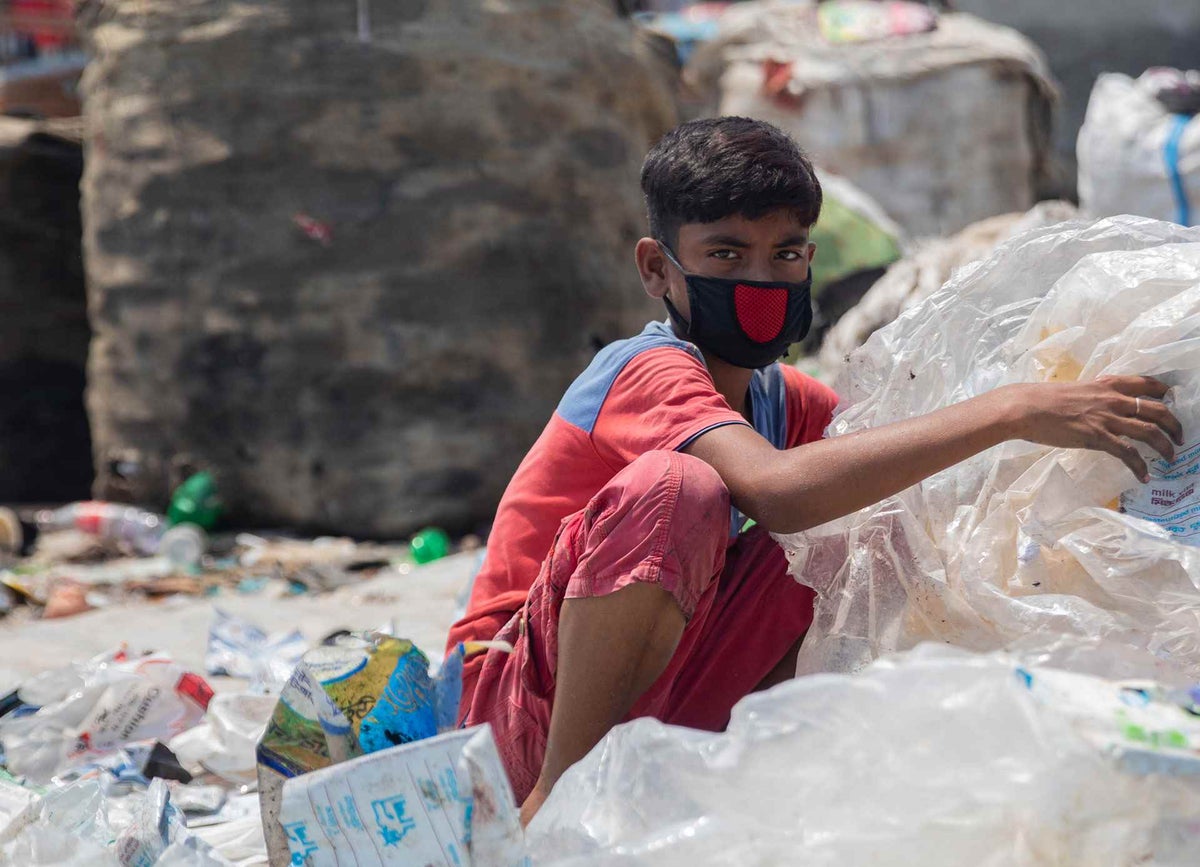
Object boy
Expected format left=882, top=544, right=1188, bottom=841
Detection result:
left=446, top=117, right=1181, bottom=824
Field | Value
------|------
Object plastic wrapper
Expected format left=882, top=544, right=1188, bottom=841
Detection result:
left=0, top=772, right=39, bottom=828
left=188, top=795, right=267, bottom=867
left=527, top=645, right=1200, bottom=866
left=204, top=610, right=307, bottom=693
left=0, top=650, right=213, bottom=783
left=777, top=216, right=1200, bottom=678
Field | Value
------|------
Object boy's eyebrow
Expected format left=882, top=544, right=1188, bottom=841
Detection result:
left=700, top=233, right=751, bottom=247
left=698, top=233, right=810, bottom=247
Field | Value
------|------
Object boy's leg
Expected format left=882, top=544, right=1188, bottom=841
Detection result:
left=520, top=582, right=687, bottom=824
left=519, top=523, right=814, bottom=820
left=657, top=524, right=817, bottom=732
left=463, top=449, right=731, bottom=812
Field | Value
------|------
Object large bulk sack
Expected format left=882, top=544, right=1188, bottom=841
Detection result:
left=79, top=0, right=674, bottom=536
left=779, top=217, right=1200, bottom=679
left=690, top=1, right=1057, bottom=238
left=1078, top=70, right=1200, bottom=226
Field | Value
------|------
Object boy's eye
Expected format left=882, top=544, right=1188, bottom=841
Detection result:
left=776, top=250, right=802, bottom=261
left=710, top=249, right=738, bottom=260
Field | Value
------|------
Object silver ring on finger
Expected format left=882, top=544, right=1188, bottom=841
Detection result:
left=1135, top=397, right=1142, bottom=419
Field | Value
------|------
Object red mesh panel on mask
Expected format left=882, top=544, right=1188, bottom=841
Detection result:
left=734, top=284, right=788, bottom=343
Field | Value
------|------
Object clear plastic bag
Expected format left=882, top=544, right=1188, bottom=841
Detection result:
left=168, top=693, right=276, bottom=787
left=527, top=645, right=1200, bottom=866
left=0, top=651, right=213, bottom=784
left=778, top=216, right=1200, bottom=679
left=203, top=609, right=307, bottom=693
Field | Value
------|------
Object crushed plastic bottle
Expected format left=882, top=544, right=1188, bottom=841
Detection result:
left=37, top=502, right=166, bottom=556
left=33, top=502, right=207, bottom=567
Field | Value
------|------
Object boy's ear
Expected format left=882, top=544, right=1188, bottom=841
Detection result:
left=635, top=237, right=671, bottom=300
left=807, top=241, right=817, bottom=265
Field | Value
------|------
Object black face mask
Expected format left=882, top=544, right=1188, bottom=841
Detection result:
left=658, top=242, right=814, bottom=369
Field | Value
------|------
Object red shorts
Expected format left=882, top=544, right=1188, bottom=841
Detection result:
left=461, top=450, right=816, bottom=802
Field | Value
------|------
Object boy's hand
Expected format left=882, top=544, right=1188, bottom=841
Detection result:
left=1004, top=376, right=1184, bottom=482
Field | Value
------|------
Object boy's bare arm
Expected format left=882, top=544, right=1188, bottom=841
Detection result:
left=684, top=376, right=1183, bottom=535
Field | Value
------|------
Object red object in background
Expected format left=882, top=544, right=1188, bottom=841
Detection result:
left=293, top=212, right=334, bottom=246
left=762, top=58, right=805, bottom=108
left=680, top=2, right=729, bottom=23
left=8, top=0, right=76, bottom=51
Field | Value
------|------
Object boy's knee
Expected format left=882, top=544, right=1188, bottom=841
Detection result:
left=617, top=450, right=731, bottom=604
left=672, top=450, right=729, bottom=511
left=624, top=449, right=729, bottom=521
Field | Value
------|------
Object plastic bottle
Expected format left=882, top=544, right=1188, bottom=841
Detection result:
left=36, top=502, right=167, bottom=556
left=167, top=472, right=222, bottom=531
left=159, top=524, right=207, bottom=569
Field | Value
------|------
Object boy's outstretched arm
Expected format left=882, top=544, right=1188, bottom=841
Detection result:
left=685, top=376, right=1184, bottom=535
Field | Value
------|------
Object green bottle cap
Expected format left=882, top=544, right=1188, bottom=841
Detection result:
left=410, top=527, right=450, bottom=564
left=167, top=471, right=223, bottom=531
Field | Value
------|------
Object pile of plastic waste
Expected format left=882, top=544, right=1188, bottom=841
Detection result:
left=0, top=468, right=462, bottom=623
left=1079, top=68, right=1200, bottom=226
left=780, top=216, right=1200, bottom=680
left=0, top=583, right=507, bottom=866
left=0, top=643, right=253, bottom=865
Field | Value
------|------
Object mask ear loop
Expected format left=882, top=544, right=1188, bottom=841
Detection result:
left=656, top=241, right=689, bottom=275
left=655, top=241, right=695, bottom=337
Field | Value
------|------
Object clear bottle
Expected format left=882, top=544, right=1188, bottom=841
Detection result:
left=36, top=501, right=166, bottom=556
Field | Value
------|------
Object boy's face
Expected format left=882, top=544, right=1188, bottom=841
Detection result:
left=635, top=208, right=816, bottom=326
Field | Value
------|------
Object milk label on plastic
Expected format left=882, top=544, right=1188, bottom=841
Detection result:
left=1121, top=438, right=1200, bottom=542
left=278, top=726, right=528, bottom=867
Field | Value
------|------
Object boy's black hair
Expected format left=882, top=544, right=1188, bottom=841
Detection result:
left=640, top=116, right=822, bottom=248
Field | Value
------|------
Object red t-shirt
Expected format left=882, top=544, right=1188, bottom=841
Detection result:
left=446, top=321, right=839, bottom=686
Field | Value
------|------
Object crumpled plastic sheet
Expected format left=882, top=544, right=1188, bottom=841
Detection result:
left=777, top=216, right=1200, bottom=679
left=204, top=609, right=307, bottom=693
left=0, top=777, right=228, bottom=866
left=187, top=795, right=266, bottom=867
left=169, top=692, right=276, bottom=787
left=526, top=644, right=1200, bottom=866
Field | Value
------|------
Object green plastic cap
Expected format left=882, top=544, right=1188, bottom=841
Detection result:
left=167, top=471, right=223, bottom=530
left=410, top=527, right=450, bottom=564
